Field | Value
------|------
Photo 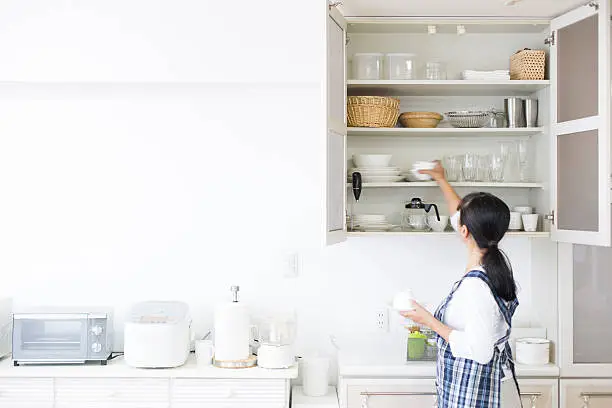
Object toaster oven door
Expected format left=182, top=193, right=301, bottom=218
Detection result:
left=13, top=314, right=89, bottom=362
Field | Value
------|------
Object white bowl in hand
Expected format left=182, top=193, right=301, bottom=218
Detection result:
left=392, top=289, right=415, bottom=311
left=410, top=168, right=432, bottom=181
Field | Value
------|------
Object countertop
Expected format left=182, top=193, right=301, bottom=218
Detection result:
left=0, top=354, right=298, bottom=379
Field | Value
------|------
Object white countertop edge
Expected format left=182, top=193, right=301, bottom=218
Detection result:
left=339, top=363, right=560, bottom=379
left=0, top=355, right=298, bottom=379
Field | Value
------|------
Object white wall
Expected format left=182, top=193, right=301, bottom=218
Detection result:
left=0, top=1, right=556, bottom=372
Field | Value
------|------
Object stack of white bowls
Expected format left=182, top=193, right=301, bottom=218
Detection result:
left=405, top=161, right=436, bottom=182
left=349, top=154, right=403, bottom=183
left=350, top=214, right=393, bottom=232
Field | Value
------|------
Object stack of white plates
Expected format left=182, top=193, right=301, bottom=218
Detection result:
left=349, top=214, right=396, bottom=231
left=347, top=167, right=403, bottom=183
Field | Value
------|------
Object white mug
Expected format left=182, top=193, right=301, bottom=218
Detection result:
left=522, top=214, right=539, bottom=232
left=195, top=340, right=214, bottom=366
left=509, top=212, right=523, bottom=231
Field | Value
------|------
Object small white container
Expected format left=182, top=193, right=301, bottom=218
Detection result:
left=195, top=340, right=214, bottom=366
left=522, top=214, right=539, bottom=232
left=301, top=355, right=330, bottom=397
left=509, top=211, right=523, bottom=231
left=516, top=338, right=550, bottom=365
left=513, top=206, right=533, bottom=215
left=352, top=53, right=384, bottom=80
left=385, top=53, right=416, bottom=80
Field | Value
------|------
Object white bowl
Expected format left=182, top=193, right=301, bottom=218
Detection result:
left=513, top=206, right=533, bottom=215
left=353, top=214, right=386, bottom=221
left=412, top=161, right=436, bottom=170
left=409, top=169, right=432, bottom=181
left=353, top=154, right=393, bottom=168
left=428, top=215, right=449, bottom=232
left=393, top=289, right=415, bottom=311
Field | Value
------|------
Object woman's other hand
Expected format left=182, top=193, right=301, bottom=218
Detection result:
left=419, top=160, right=445, bottom=182
left=400, top=301, right=435, bottom=327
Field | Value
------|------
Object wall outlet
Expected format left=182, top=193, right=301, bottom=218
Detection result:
left=375, top=308, right=389, bottom=332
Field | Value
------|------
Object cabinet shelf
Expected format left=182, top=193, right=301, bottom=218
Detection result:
left=347, top=231, right=550, bottom=238
left=346, top=181, right=544, bottom=188
left=347, top=127, right=544, bottom=137
left=347, top=80, right=550, bottom=96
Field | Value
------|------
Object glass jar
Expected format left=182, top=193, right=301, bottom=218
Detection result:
left=488, top=110, right=506, bottom=128
left=425, top=62, right=447, bottom=80
left=385, top=53, right=416, bottom=80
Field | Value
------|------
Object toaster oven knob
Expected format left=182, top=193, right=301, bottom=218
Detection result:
left=90, top=325, right=103, bottom=336
left=91, top=342, right=102, bottom=353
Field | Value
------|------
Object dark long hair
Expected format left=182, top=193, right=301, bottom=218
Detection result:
left=458, top=192, right=517, bottom=301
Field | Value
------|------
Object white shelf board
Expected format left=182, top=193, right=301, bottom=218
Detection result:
left=347, top=231, right=550, bottom=238
left=347, top=80, right=550, bottom=96
left=347, top=127, right=544, bottom=137
left=346, top=181, right=545, bottom=188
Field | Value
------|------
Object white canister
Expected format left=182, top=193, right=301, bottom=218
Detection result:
left=515, top=338, right=550, bottom=365
left=301, top=356, right=330, bottom=397
left=509, top=211, right=523, bottom=231
left=195, top=340, right=214, bottom=366
left=352, top=53, right=384, bottom=80
left=214, top=286, right=251, bottom=362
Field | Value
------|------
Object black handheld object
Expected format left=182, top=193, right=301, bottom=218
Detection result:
left=352, top=172, right=362, bottom=201
left=405, top=197, right=440, bottom=221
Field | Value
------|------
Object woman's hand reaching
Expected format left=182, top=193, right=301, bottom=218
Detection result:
left=401, top=300, right=452, bottom=342
left=419, top=160, right=446, bottom=182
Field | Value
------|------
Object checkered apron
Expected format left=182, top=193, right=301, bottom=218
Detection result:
left=434, top=270, right=520, bottom=408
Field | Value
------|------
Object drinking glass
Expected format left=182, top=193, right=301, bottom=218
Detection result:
left=425, top=62, right=447, bottom=80
left=462, top=153, right=477, bottom=182
left=477, top=154, right=491, bottom=182
left=490, top=153, right=505, bottom=182
left=444, top=155, right=461, bottom=182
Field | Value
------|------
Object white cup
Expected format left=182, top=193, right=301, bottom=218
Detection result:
left=301, top=356, right=330, bottom=397
left=522, top=214, right=539, bottom=232
left=509, top=212, right=523, bottom=231
left=513, top=206, right=533, bottom=215
left=427, top=215, right=449, bottom=232
left=195, top=340, right=214, bottom=366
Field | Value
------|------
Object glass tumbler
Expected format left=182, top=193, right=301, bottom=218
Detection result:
left=444, top=155, right=461, bottom=182
left=477, top=154, right=491, bottom=182
left=425, top=62, right=447, bottom=80
left=490, top=154, right=505, bottom=182
left=462, top=153, right=477, bottom=182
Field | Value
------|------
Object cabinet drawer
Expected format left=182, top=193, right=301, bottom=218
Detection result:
left=55, top=377, right=170, bottom=408
left=172, top=378, right=288, bottom=408
left=518, top=379, right=558, bottom=408
left=0, top=377, right=54, bottom=408
left=343, top=378, right=437, bottom=408
left=561, top=379, right=612, bottom=408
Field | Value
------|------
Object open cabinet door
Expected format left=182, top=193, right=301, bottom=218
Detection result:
left=325, top=4, right=347, bottom=246
left=550, top=1, right=611, bottom=246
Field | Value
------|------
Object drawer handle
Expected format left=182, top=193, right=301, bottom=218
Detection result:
left=580, top=392, right=612, bottom=408
left=520, top=392, right=541, bottom=408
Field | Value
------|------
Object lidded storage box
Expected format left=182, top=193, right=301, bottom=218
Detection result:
left=510, top=49, right=546, bottom=80
left=352, top=53, right=384, bottom=80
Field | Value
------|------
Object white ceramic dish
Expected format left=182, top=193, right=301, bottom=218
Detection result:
left=428, top=215, right=449, bottom=232
left=515, top=338, right=550, bottom=365
left=353, top=154, right=393, bottom=168
left=409, top=169, right=432, bottom=181
left=354, top=224, right=398, bottom=232
left=350, top=175, right=404, bottom=183
left=392, top=289, right=415, bottom=311
left=513, top=206, right=533, bottom=215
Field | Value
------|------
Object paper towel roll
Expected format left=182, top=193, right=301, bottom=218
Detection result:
left=214, top=301, right=250, bottom=361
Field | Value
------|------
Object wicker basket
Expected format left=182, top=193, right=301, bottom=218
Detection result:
left=347, top=96, right=400, bottom=128
left=510, top=49, right=546, bottom=80
left=399, top=112, right=443, bottom=128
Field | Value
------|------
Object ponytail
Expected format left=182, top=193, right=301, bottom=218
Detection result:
left=459, top=193, right=517, bottom=302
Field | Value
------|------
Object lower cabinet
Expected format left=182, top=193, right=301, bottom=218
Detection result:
left=172, top=378, right=289, bottom=408
left=561, top=379, right=612, bottom=408
left=339, top=377, right=558, bottom=408
left=0, top=377, right=54, bottom=408
left=54, top=378, right=170, bottom=408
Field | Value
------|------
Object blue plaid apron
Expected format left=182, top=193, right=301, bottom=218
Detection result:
left=434, top=270, right=519, bottom=408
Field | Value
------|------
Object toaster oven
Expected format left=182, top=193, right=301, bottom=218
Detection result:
left=12, top=309, right=113, bottom=366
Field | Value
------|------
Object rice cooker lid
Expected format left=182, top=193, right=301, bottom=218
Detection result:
left=129, top=301, right=189, bottom=324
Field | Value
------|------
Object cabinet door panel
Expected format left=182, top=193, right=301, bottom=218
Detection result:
left=551, top=2, right=611, bottom=246
left=561, top=379, right=612, bottom=408
left=0, top=377, right=53, bottom=408
left=518, top=379, right=557, bottom=408
left=345, top=379, right=437, bottom=408
left=172, top=379, right=287, bottom=408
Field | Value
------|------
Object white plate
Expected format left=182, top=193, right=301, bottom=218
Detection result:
left=349, top=175, right=404, bottom=183
left=353, top=224, right=398, bottom=232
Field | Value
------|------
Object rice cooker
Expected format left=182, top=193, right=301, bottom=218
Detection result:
left=124, top=301, right=192, bottom=368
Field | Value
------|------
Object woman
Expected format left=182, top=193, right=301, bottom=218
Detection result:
left=402, top=161, right=522, bottom=408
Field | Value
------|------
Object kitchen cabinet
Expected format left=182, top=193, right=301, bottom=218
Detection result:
left=339, top=378, right=558, bottom=408
left=325, top=1, right=611, bottom=248
left=560, top=379, right=612, bottom=408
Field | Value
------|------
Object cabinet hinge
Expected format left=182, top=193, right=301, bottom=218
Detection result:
left=588, top=1, right=599, bottom=10
left=328, top=1, right=342, bottom=10
left=346, top=35, right=350, bottom=46
left=545, top=210, right=555, bottom=225
left=544, top=31, right=555, bottom=46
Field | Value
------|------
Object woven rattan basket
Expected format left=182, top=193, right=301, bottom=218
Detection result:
left=510, top=49, right=546, bottom=80
left=347, top=96, right=400, bottom=128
